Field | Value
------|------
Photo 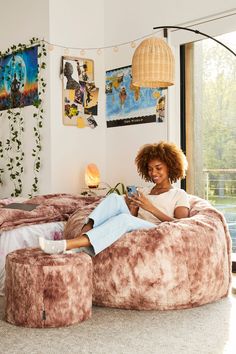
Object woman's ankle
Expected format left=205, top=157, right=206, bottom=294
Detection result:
left=66, top=234, right=91, bottom=250
left=81, top=218, right=94, bottom=233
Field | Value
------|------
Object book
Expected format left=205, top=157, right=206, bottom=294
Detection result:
left=3, top=203, right=39, bottom=211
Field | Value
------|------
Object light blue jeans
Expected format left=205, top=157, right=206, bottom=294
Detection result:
left=85, top=193, right=156, bottom=255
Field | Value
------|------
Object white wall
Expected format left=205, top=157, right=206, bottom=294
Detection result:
left=104, top=0, right=236, bottom=46
left=104, top=33, right=168, bottom=189
left=0, top=0, right=51, bottom=197
left=0, top=0, right=106, bottom=197
left=48, top=0, right=106, bottom=194
left=104, top=0, right=236, bottom=188
left=0, top=0, right=49, bottom=50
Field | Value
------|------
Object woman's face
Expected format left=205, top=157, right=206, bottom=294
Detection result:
left=147, top=159, right=169, bottom=185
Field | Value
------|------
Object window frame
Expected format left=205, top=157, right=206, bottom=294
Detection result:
left=167, top=13, right=236, bottom=149
left=177, top=19, right=236, bottom=261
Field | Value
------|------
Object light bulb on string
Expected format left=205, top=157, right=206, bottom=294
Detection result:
left=131, top=41, right=136, bottom=48
left=48, top=43, right=54, bottom=51
left=97, top=48, right=102, bottom=55
left=113, top=46, right=119, bottom=53
left=64, top=48, right=70, bottom=55
left=80, top=49, right=85, bottom=56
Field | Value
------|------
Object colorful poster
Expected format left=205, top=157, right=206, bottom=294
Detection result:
left=62, top=56, right=99, bottom=128
left=0, top=46, right=38, bottom=111
left=105, top=65, right=166, bottom=128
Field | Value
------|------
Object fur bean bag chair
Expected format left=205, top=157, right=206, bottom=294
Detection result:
left=64, top=195, right=231, bottom=310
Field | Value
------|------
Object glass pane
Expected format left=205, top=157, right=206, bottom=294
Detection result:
left=190, top=31, right=236, bottom=252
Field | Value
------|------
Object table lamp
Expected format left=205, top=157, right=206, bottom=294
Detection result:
left=85, top=163, right=100, bottom=188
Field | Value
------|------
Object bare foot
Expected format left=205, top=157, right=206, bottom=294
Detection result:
left=81, top=218, right=94, bottom=233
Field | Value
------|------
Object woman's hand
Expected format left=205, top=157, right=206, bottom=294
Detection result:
left=131, top=191, right=188, bottom=222
left=129, top=191, right=155, bottom=214
left=125, top=193, right=139, bottom=216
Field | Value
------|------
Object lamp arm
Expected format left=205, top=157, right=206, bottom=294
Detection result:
left=153, top=25, right=236, bottom=57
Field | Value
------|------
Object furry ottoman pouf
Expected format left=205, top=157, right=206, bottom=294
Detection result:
left=5, top=248, right=92, bottom=328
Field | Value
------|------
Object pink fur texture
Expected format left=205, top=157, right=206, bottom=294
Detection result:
left=5, top=248, right=92, bottom=327
left=0, top=194, right=101, bottom=231
left=64, top=195, right=231, bottom=310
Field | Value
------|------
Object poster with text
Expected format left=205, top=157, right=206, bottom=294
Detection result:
left=105, top=65, right=166, bottom=128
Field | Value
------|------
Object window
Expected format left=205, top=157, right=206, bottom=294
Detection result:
left=181, top=31, right=236, bottom=252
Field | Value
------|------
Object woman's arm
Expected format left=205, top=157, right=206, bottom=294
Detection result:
left=174, top=206, right=189, bottom=219
left=130, top=191, right=189, bottom=222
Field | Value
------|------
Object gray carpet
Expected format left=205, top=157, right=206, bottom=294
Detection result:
left=0, top=294, right=235, bottom=354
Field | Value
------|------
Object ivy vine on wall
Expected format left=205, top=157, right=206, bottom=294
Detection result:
left=0, top=38, right=47, bottom=197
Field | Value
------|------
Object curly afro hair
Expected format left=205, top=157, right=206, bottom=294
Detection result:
left=135, top=141, right=188, bottom=183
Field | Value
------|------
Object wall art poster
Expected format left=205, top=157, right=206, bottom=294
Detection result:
left=106, top=65, right=166, bottom=128
left=62, top=56, right=99, bottom=128
left=0, top=46, right=38, bottom=111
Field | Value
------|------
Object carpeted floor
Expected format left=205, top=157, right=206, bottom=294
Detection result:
left=0, top=289, right=236, bottom=354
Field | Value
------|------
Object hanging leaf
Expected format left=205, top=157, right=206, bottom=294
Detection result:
left=0, top=38, right=46, bottom=197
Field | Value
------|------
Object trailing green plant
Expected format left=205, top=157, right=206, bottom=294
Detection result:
left=29, top=40, right=47, bottom=197
left=0, top=38, right=47, bottom=197
left=3, top=109, right=24, bottom=196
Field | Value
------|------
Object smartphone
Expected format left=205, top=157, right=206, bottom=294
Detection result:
left=127, top=185, right=138, bottom=197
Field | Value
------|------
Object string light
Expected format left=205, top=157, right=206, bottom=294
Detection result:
left=44, top=12, right=236, bottom=54
left=42, top=29, right=163, bottom=53
left=48, top=44, right=54, bottom=51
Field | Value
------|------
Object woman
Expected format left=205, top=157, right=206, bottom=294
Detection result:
left=39, top=141, right=190, bottom=255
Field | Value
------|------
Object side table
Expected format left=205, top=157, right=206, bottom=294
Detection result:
left=81, top=187, right=108, bottom=197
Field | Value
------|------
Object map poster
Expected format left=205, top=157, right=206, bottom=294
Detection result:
left=105, top=65, right=166, bottom=128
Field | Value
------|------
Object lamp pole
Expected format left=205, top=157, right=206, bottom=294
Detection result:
left=153, top=25, right=236, bottom=275
left=153, top=25, right=236, bottom=57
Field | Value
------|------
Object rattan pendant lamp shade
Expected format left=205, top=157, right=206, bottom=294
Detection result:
left=132, top=37, right=175, bottom=88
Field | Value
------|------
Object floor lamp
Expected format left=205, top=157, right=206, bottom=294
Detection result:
left=131, top=25, right=236, bottom=273
left=132, top=25, right=236, bottom=88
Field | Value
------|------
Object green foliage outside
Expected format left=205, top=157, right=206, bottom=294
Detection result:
left=198, top=35, right=236, bottom=202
